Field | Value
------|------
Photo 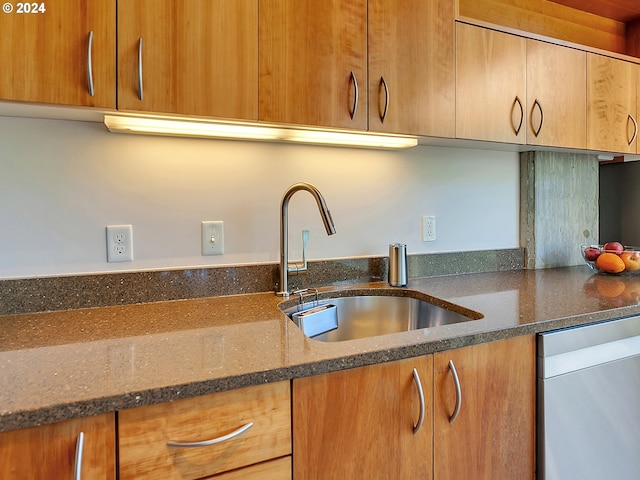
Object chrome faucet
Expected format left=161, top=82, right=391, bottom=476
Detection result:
left=276, top=183, right=336, bottom=297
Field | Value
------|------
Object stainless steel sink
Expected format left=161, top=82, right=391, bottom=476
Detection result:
left=280, top=293, right=483, bottom=342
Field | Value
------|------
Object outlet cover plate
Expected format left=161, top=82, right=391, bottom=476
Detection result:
left=106, top=224, right=133, bottom=262
left=421, top=216, right=436, bottom=242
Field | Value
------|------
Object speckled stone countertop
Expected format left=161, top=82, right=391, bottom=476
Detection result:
left=2, top=265, right=639, bottom=432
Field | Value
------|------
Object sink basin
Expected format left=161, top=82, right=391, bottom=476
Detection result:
left=280, top=293, right=482, bottom=342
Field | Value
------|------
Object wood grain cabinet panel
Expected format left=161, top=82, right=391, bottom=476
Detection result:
left=455, top=23, right=527, bottom=143
left=456, top=23, right=587, bottom=150
left=0, top=413, right=116, bottom=480
left=0, top=0, right=116, bottom=108
left=207, top=456, right=291, bottom=480
left=526, top=39, right=587, bottom=149
left=368, top=0, right=455, bottom=136
left=587, top=53, right=638, bottom=154
left=259, top=0, right=368, bottom=130
left=293, top=356, right=433, bottom=480
left=118, top=381, right=291, bottom=480
left=118, top=0, right=258, bottom=120
left=433, top=335, right=536, bottom=480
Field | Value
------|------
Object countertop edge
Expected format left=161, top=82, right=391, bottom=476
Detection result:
left=3, top=298, right=636, bottom=433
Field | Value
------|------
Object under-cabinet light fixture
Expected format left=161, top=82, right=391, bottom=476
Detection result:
left=103, top=114, right=418, bottom=149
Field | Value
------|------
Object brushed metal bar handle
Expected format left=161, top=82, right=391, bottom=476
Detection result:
left=137, top=37, right=144, bottom=101
left=512, top=96, right=523, bottom=136
left=349, top=71, right=359, bottom=120
left=531, top=99, right=543, bottom=137
left=448, top=360, right=462, bottom=424
left=167, top=421, right=253, bottom=448
left=380, top=76, right=389, bottom=124
left=74, top=431, right=85, bottom=480
left=628, top=114, right=638, bottom=146
left=87, top=32, right=94, bottom=97
left=412, top=368, right=425, bottom=435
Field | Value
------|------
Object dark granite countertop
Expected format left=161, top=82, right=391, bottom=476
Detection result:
left=2, top=265, right=639, bottom=432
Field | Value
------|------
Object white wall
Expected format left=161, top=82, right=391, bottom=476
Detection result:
left=0, top=116, right=520, bottom=279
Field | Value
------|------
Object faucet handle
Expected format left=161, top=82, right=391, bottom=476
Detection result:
left=301, top=229, right=309, bottom=266
left=288, top=230, right=310, bottom=275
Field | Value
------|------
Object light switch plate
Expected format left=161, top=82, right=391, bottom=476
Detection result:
left=202, top=221, right=224, bottom=255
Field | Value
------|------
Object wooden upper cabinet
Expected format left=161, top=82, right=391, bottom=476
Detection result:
left=259, top=0, right=367, bottom=130
left=0, top=0, right=115, bottom=108
left=455, top=23, right=527, bottom=143
left=526, top=39, right=586, bottom=149
left=118, top=0, right=258, bottom=120
left=433, top=335, right=536, bottom=480
left=587, top=54, right=638, bottom=154
left=368, top=0, right=455, bottom=136
left=293, top=356, right=433, bottom=480
left=0, top=413, right=116, bottom=480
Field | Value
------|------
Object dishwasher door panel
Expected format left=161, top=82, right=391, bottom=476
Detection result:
left=538, top=345, right=640, bottom=479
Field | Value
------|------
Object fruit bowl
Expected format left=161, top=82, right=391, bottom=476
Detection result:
left=581, top=243, right=640, bottom=275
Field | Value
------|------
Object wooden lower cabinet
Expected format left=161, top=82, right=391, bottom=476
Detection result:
left=0, top=413, right=116, bottom=480
left=293, top=335, right=535, bottom=480
left=118, top=381, right=291, bottom=480
left=293, top=356, right=433, bottom=480
left=433, top=335, right=536, bottom=480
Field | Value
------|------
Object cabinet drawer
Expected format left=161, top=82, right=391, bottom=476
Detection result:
left=208, top=456, right=291, bottom=479
left=119, top=381, right=291, bottom=480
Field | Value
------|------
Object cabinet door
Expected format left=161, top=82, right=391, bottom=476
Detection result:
left=587, top=54, right=638, bottom=154
left=259, top=0, right=367, bottom=130
left=455, top=23, right=527, bottom=143
left=0, top=0, right=115, bottom=108
left=118, top=0, right=258, bottom=120
left=0, top=413, right=116, bottom=480
left=527, top=40, right=586, bottom=149
left=434, top=335, right=536, bottom=480
left=293, top=356, right=433, bottom=480
left=368, top=0, right=454, bottom=136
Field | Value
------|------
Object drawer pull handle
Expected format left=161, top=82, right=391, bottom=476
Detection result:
left=74, top=431, right=85, bottom=480
left=412, top=368, right=425, bottom=435
left=380, top=76, right=389, bottom=124
left=628, top=114, right=638, bottom=146
left=448, top=360, right=462, bottom=424
left=137, top=37, right=144, bottom=101
left=512, top=96, right=523, bottom=136
left=87, top=32, right=94, bottom=97
left=349, top=71, right=359, bottom=120
left=531, top=99, right=543, bottom=137
left=167, top=421, right=253, bottom=448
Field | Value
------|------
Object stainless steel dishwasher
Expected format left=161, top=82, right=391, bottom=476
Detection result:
left=537, top=315, right=640, bottom=480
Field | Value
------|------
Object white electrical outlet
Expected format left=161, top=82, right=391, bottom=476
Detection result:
left=421, top=216, right=436, bottom=242
left=202, top=221, right=224, bottom=255
left=106, top=225, right=133, bottom=262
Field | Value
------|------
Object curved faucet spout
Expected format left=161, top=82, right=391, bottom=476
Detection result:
left=277, top=182, right=336, bottom=297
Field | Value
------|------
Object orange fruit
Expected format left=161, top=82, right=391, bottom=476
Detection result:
left=595, top=252, right=625, bottom=273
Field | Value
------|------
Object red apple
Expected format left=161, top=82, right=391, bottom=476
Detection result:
left=583, top=247, right=601, bottom=262
left=621, top=251, right=640, bottom=271
left=603, top=241, right=624, bottom=255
